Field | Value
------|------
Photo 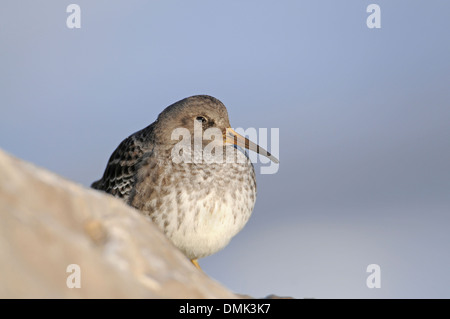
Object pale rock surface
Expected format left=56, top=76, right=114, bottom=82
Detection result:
left=0, top=149, right=238, bottom=298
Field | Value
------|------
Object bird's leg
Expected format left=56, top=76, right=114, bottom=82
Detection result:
left=191, top=259, right=202, bottom=270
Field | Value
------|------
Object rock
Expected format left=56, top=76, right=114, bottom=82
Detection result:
left=0, top=148, right=238, bottom=298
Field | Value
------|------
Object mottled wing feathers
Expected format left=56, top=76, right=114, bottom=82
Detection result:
left=91, top=127, right=154, bottom=202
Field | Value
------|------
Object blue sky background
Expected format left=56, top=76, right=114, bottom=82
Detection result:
left=1, top=1, right=449, bottom=298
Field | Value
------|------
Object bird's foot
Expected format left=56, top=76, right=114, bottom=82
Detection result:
left=191, top=259, right=202, bottom=271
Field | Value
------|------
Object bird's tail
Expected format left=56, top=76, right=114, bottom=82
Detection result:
left=91, top=179, right=102, bottom=189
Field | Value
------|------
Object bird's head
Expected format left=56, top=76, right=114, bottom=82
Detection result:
left=154, top=95, right=278, bottom=164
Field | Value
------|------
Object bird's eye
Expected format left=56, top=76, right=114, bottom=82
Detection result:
left=196, top=116, right=207, bottom=123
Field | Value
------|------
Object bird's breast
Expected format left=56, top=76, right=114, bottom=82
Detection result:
left=132, top=148, right=257, bottom=259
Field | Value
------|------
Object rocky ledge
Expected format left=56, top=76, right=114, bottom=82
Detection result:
left=0, top=149, right=238, bottom=298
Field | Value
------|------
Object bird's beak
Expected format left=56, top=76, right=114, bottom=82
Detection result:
left=225, top=128, right=279, bottom=163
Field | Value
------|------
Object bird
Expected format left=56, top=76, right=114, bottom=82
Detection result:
left=91, top=95, right=278, bottom=270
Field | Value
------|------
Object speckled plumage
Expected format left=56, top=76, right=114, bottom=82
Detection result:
left=92, top=95, right=268, bottom=261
